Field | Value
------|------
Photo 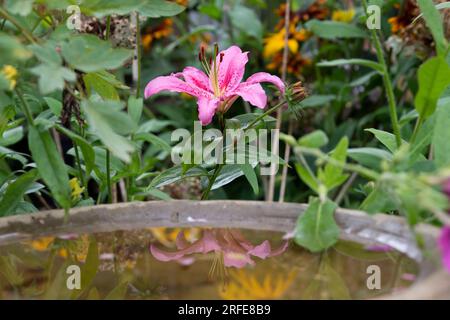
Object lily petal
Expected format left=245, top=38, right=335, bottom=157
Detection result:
left=248, top=240, right=271, bottom=259
left=217, top=46, right=249, bottom=93
left=182, top=66, right=212, bottom=92
left=150, top=230, right=220, bottom=262
left=198, top=97, right=220, bottom=125
left=234, top=83, right=267, bottom=109
left=241, top=72, right=286, bottom=94
left=144, top=75, right=211, bottom=99
left=223, top=252, right=255, bottom=268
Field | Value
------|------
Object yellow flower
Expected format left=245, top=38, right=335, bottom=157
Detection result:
left=331, top=8, right=355, bottom=23
left=30, top=236, right=54, bottom=251
left=263, top=29, right=299, bottom=58
left=149, top=227, right=201, bottom=248
left=1, top=65, right=18, bottom=90
left=219, top=269, right=297, bottom=300
left=69, top=177, right=84, bottom=200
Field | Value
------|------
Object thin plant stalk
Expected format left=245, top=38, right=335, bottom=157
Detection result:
left=0, top=7, right=36, bottom=43
left=268, top=0, right=291, bottom=202
left=362, top=0, right=402, bottom=148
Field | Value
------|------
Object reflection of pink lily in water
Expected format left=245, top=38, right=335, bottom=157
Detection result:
left=150, top=229, right=288, bottom=278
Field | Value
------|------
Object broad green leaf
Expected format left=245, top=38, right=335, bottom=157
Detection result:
left=230, top=5, right=263, bottom=39
left=317, top=59, right=383, bottom=73
left=347, top=147, right=392, bottom=169
left=5, top=0, right=34, bottom=16
left=417, top=0, right=447, bottom=55
left=240, top=163, right=259, bottom=195
left=433, top=100, right=450, bottom=167
left=61, top=35, right=132, bottom=73
left=295, top=198, right=340, bottom=252
left=298, top=130, right=329, bottom=148
left=83, top=72, right=120, bottom=101
left=415, top=56, right=450, bottom=119
left=0, top=169, right=37, bottom=216
left=0, top=33, right=32, bottom=65
left=30, top=63, right=76, bottom=94
left=28, top=126, right=71, bottom=209
left=128, top=96, right=143, bottom=125
left=138, top=0, right=186, bottom=17
left=306, top=20, right=367, bottom=39
left=299, top=94, right=335, bottom=108
left=140, top=188, right=172, bottom=200
left=82, top=99, right=136, bottom=162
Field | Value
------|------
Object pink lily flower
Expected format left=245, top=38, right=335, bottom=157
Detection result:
left=438, top=226, right=450, bottom=273
left=150, top=229, right=288, bottom=270
left=144, top=45, right=285, bottom=125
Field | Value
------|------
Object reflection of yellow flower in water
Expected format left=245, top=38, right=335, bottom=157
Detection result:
left=149, top=227, right=201, bottom=248
left=69, top=177, right=84, bottom=201
left=28, top=234, right=89, bottom=262
left=331, top=8, right=355, bottom=23
left=1, top=65, right=18, bottom=90
left=220, top=269, right=297, bottom=300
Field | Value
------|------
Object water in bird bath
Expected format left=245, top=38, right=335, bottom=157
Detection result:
left=0, top=228, right=418, bottom=299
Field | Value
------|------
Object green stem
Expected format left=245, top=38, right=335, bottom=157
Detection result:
left=105, top=16, right=111, bottom=40
left=362, top=0, right=401, bottom=148
left=0, top=7, right=36, bottom=43
left=106, top=149, right=112, bottom=203
left=136, top=13, right=142, bottom=98
left=410, top=116, right=423, bottom=144
left=201, top=163, right=224, bottom=200
left=200, top=99, right=287, bottom=200
left=246, top=99, right=286, bottom=131
left=297, top=147, right=380, bottom=181
left=14, top=88, right=34, bottom=126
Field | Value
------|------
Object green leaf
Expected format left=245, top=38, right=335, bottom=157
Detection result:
left=5, top=0, right=34, bottom=16
left=433, top=100, right=450, bottom=167
left=128, top=96, right=143, bottom=125
left=365, top=128, right=398, bottom=152
left=417, top=0, right=447, bottom=55
left=0, top=33, right=32, bottom=65
left=82, top=99, right=136, bottom=163
left=347, top=147, right=392, bottom=169
left=0, top=169, right=37, bottom=217
left=211, top=163, right=257, bottom=191
left=28, top=126, right=71, bottom=209
left=299, top=94, right=335, bottom=108
left=149, top=165, right=207, bottom=189
left=306, top=20, right=367, bottom=39
left=298, top=130, right=329, bottom=148
left=240, top=163, right=259, bottom=195
left=133, top=132, right=171, bottom=153
left=138, top=0, right=186, bottom=17
left=30, top=63, right=76, bottom=94
left=55, top=124, right=96, bottom=176
left=83, top=72, right=120, bottom=101
left=415, top=56, right=450, bottom=119
left=44, top=97, right=63, bottom=117
left=295, top=198, right=340, bottom=252
left=230, top=5, right=263, bottom=39
left=61, top=35, right=132, bottom=73
left=295, top=163, right=319, bottom=193
left=317, top=59, right=383, bottom=73
left=318, top=137, right=349, bottom=191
